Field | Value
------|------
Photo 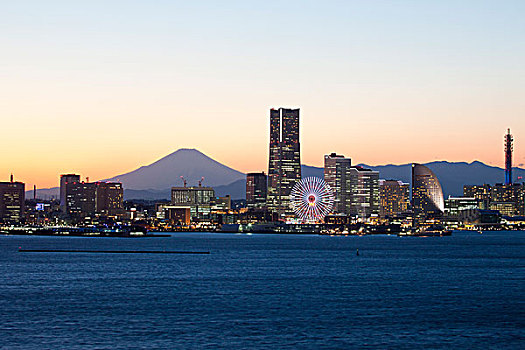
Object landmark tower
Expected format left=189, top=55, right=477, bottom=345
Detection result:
left=267, top=108, right=301, bottom=217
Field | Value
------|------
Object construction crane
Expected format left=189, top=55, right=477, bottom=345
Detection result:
left=180, top=176, right=187, bottom=187
left=198, top=177, right=205, bottom=187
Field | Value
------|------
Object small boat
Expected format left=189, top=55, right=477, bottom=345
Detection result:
left=408, top=230, right=452, bottom=237
left=398, top=226, right=452, bottom=237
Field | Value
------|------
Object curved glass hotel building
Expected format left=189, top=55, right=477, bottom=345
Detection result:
left=411, top=163, right=444, bottom=218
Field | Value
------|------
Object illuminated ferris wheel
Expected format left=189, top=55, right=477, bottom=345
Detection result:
left=290, top=177, right=335, bottom=222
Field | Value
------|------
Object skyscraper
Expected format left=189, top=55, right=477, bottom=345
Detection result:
left=65, top=181, right=124, bottom=218
left=267, top=108, right=301, bottom=216
left=65, top=182, right=97, bottom=217
left=347, top=167, right=380, bottom=218
left=246, top=172, right=267, bottom=208
left=324, top=153, right=352, bottom=214
left=0, top=177, right=25, bottom=224
left=323, top=154, right=379, bottom=218
left=505, top=128, right=513, bottom=185
left=95, top=182, right=124, bottom=217
left=379, top=180, right=410, bottom=218
left=411, top=164, right=444, bottom=218
left=60, top=174, right=80, bottom=212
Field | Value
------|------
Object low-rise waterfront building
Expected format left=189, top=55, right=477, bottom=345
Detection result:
left=214, top=195, right=232, bottom=210
left=444, top=196, right=479, bottom=218
left=489, top=201, right=517, bottom=216
left=458, top=209, right=501, bottom=226
left=491, top=183, right=525, bottom=216
left=463, top=184, right=491, bottom=209
left=156, top=204, right=191, bottom=225
left=463, top=183, right=525, bottom=216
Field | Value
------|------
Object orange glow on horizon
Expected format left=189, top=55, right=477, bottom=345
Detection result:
left=2, top=1, right=524, bottom=191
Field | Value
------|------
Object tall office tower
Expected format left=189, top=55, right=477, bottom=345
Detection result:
left=95, top=182, right=124, bottom=217
left=0, top=177, right=25, bottom=224
left=379, top=180, right=410, bottom=218
left=411, top=164, right=444, bottom=218
left=65, top=181, right=124, bottom=218
left=347, top=167, right=380, bottom=218
left=60, top=174, right=80, bottom=212
left=246, top=172, right=267, bottom=208
left=505, top=128, right=513, bottom=185
left=66, top=182, right=97, bottom=217
left=324, top=153, right=352, bottom=214
left=267, top=108, right=301, bottom=217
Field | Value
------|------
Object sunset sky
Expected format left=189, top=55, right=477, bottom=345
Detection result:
left=1, top=0, right=524, bottom=189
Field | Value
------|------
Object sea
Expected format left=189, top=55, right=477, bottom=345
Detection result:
left=0, top=231, right=524, bottom=349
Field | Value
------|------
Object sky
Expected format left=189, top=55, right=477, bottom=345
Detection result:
left=1, top=0, right=524, bottom=189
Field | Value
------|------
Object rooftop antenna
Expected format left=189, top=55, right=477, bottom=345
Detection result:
left=10, top=173, right=13, bottom=183
left=34, top=185, right=37, bottom=201
left=198, top=177, right=205, bottom=187
left=180, top=176, right=187, bottom=187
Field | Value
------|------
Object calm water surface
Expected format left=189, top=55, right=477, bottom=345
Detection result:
left=1, top=231, right=524, bottom=349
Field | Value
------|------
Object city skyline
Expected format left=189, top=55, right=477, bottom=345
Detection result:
left=5, top=127, right=524, bottom=191
left=2, top=1, right=525, bottom=189
left=2, top=3, right=524, bottom=348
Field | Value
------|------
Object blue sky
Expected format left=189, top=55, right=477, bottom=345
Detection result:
left=1, top=1, right=524, bottom=187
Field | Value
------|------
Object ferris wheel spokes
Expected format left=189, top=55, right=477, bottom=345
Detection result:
left=290, top=177, right=335, bottom=223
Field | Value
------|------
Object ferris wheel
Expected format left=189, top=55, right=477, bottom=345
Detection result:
left=290, top=177, right=335, bottom=222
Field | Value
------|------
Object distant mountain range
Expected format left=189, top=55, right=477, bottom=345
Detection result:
left=29, top=148, right=525, bottom=200
left=303, top=162, right=525, bottom=198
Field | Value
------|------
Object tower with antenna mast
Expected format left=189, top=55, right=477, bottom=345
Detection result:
left=505, top=128, right=513, bottom=185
